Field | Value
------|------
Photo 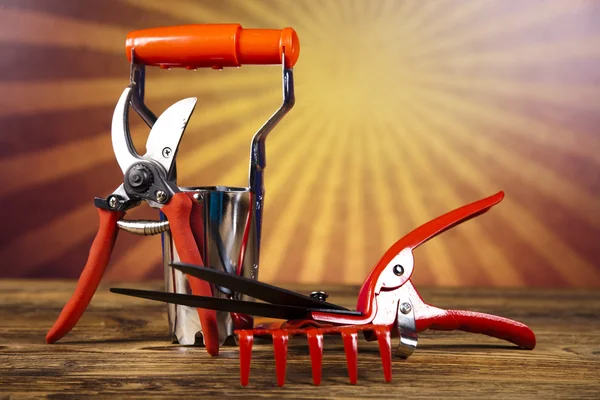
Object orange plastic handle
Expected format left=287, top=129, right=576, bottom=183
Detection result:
left=161, top=192, right=220, bottom=356
left=126, top=24, right=299, bottom=69
left=46, top=208, right=124, bottom=344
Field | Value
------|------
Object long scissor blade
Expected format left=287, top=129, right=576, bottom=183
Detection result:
left=144, top=97, right=197, bottom=176
left=171, top=262, right=349, bottom=311
left=110, top=288, right=362, bottom=320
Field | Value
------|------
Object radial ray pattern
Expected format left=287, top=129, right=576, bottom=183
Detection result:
left=0, top=0, right=599, bottom=287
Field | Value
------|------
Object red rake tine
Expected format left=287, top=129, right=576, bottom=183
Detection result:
left=374, top=326, right=393, bottom=382
left=341, top=328, right=359, bottom=384
left=306, top=329, right=324, bottom=385
left=272, top=330, right=289, bottom=387
left=238, top=331, right=254, bottom=386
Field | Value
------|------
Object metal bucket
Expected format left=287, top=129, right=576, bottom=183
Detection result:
left=162, top=186, right=258, bottom=346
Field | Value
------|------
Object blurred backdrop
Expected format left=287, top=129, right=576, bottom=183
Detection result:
left=0, top=0, right=599, bottom=287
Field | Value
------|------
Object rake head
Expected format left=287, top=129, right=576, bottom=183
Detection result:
left=235, top=323, right=393, bottom=387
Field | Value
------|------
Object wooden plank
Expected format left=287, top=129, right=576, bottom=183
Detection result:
left=0, top=280, right=599, bottom=399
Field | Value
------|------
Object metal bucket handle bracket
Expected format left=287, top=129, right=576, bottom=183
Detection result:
left=248, top=51, right=295, bottom=249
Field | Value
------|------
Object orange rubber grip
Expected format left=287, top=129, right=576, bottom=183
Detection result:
left=126, top=24, right=299, bottom=69
left=46, top=208, right=124, bottom=344
left=161, top=192, right=220, bottom=356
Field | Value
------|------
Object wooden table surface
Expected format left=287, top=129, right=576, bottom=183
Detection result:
left=0, top=280, right=599, bottom=399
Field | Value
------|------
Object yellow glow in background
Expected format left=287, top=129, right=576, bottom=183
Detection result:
left=0, top=0, right=598, bottom=287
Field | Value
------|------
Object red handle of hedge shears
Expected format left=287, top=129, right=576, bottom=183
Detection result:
left=46, top=208, right=124, bottom=344
left=416, top=309, right=536, bottom=349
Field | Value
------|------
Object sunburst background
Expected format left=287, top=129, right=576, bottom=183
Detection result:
left=0, top=0, right=599, bottom=288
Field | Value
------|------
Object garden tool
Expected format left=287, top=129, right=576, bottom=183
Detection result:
left=112, top=191, right=537, bottom=386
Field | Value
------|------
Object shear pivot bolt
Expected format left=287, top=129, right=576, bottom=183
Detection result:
left=155, top=190, right=168, bottom=203
left=127, top=165, right=153, bottom=192
left=400, top=302, right=412, bottom=314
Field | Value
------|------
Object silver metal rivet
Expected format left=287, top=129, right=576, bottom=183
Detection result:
left=155, top=190, right=167, bottom=203
left=309, top=291, right=329, bottom=302
left=400, top=302, right=412, bottom=314
left=108, top=196, right=118, bottom=209
left=393, top=264, right=404, bottom=276
left=193, top=193, right=204, bottom=202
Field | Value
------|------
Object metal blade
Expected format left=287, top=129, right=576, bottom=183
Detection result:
left=144, top=97, right=197, bottom=176
left=110, top=288, right=362, bottom=320
left=111, top=87, right=141, bottom=174
left=171, top=262, right=349, bottom=311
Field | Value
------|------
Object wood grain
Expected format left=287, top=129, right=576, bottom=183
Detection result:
left=0, top=280, right=599, bottom=399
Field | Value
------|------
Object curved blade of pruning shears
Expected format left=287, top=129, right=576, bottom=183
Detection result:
left=144, top=97, right=197, bottom=176
left=111, top=85, right=197, bottom=176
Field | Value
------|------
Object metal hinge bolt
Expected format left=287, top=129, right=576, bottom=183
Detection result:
left=400, top=302, right=412, bottom=314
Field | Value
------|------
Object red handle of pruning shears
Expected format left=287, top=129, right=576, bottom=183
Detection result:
left=126, top=24, right=300, bottom=69
left=416, top=308, right=536, bottom=349
left=160, top=193, right=220, bottom=355
left=46, top=194, right=220, bottom=355
left=46, top=208, right=124, bottom=344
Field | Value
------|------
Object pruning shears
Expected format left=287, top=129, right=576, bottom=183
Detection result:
left=46, top=85, right=221, bottom=355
